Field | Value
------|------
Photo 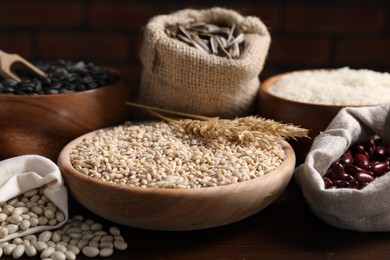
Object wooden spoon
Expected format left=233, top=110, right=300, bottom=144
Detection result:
left=0, top=49, right=46, bottom=82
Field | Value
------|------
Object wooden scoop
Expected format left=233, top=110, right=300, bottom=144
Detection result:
left=0, top=49, right=46, bottom=82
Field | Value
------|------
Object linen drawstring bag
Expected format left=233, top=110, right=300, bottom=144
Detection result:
left=138, top=7, right=271, bottom=118
left=0, top=155, right=68, bottom=242
left=295, top=104, right=390, bottom=231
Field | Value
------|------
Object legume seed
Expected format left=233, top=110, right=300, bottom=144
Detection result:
left=0, top=227, right=9, bottom=238
left=50, top=251, right=66, bottom=260
left=99, top=247, right=114, bottom=257
left=65, top=250, right=76, bottom=260
left=82, top=246, right=99, bottom=257
left=3, top=244, right=17, bottom=255
left=41, top=247, right=56, bottom=258
left=25, top=244, right=37, bottom=257
left=12, top=244, right=25, bottom=259
left=114, top=240, right=128, bottom=250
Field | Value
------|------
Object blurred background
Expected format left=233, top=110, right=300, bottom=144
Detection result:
left=0, top=0, right=389, bottom=98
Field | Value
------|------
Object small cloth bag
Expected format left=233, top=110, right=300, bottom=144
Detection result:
left=138, top=7, right=271, bottom=118
left=295, top=104, right=390, bottom=231
left=0, top=155, right=68, bottom=243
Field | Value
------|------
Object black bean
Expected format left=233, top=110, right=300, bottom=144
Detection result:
left=0, top=60, right=117, bottom=95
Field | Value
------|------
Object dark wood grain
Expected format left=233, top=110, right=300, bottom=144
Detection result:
left=2, top=180, right=390, bottom=259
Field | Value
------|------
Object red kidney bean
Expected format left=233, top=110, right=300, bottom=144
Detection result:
left=339, top=173, right=354, bottom=182
left=375, top=144, right=386, bottom=157
left=323, top=177, right=333, bottom=189
left=325, top=162, right=344, bottom=180
left=354, top=153, right=369, bottom=169
left=348, top=180, right=359, bottom=189
left=364, top=138, right=376, bottom=155
left=340, top=150, right=354, bottom=164
left=333, top=180, right=349, bottom=188
left=354, top=144, right=366, bottom=154
left=355, top=172, right=375, bottom=183
left=367, top=161, right=389, bottom=176
left=344, top=164, right=371, bottom=177
left=323, top=136, right=389, bottom=190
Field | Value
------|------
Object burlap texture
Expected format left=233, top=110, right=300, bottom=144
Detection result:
left=295, top=105, right=390, bottom=231
left=138, top=7, right=271, bottom=118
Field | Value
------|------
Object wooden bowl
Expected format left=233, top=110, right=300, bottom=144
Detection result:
left=257, top=70, right=375, bottom=162
left=0, top=69, right=130, bottom=161
left=58, top=129, right=296, bottom=231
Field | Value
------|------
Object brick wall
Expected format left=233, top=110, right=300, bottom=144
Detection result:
left=0, top=0, right=389, bottom=97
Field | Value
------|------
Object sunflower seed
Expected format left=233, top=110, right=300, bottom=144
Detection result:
left=165, top=21, right=244, bottom=59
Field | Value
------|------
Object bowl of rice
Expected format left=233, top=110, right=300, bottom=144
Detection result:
left=58, top=120, right=296, bottom=231
left=257, top=67, right=390, bottom=161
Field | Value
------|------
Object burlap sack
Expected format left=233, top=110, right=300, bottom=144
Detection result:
left=139, top=7, right=271, bottom=118
left=295, top=104, right=390, bottom=231
left=0, top=155, right=68, bottom=243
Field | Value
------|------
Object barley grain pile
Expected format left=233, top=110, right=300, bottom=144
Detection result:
left=70, top=121, right=285, bottom=189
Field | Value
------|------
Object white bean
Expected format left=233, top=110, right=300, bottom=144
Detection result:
left=66, top=227, right=81, bottom=235
left=99, top=247, right=114, bottom=257
left=12, top=244, right=25, bottom=259
left=6, top=224, right=19, bottom=233
left=76, top=239, right=89, bottom=250
left=39, top=216, right=49, bottom=225
left=101, top=235, right=114, bottom=242
left=30, top=217, right=39, bottom=227
left=41, top=247, right=55, bottom=258
left=0, top=213, right=7, bottom=222
left=0, top=227, right=9, bottom=238
left=44, top=208, right=55, bottom=219
left=36, top=241, right=48, bottom=251
left=50, top=251, right=66, bottom=260
left=39, top=231, right=53, bottom=242
left=52, top=231, right=62, bottom=243
left=47, top=241, right=56, bottom=248
left=7, top=215, right=23, bottom=224
left=109, top=226, right=120, bottom=236
left=65, top=250, right=76, bottom=260
left=56, top=212, right=65, bottom=222
left=0, top=242, right=9, bottom=248
left=99, top=241, right=113, bottom=249
left=23, top=234, right=37, bottom=241
left=114, top=240, right=128, bottom=250
left=20, top=219, right=31, bottom=230
left=12, top=238, right=23, bottom=245
left=25, top=245, right=37, bottom=257
left=23, top=189, right=38, bottom=197
left=55, top=243, right=67, bottom=253
left=3, top=244, right=16, bottom=255
left=82, top=246, right=99, bottom=258
left=90, top=223, right=102, bottom=231
left=31, top=206, right=43, bottom=215
left=66, top=245, right=80, bottom=255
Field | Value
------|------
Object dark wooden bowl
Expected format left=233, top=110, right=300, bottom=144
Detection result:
left=58, top=129, right=296, bottom=231
left=0, top=69, right=130, bottom=161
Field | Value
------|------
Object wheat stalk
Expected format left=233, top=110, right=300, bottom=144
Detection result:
left=126, top=102, right=309, bottom=148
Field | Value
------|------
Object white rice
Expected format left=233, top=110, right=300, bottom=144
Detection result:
left=267, top=67, right=390, bottom=105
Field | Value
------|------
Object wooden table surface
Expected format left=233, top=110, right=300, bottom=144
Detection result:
left=3, top=180, right=390, bottom=260
left=70, top=180, right=390, bottom=260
